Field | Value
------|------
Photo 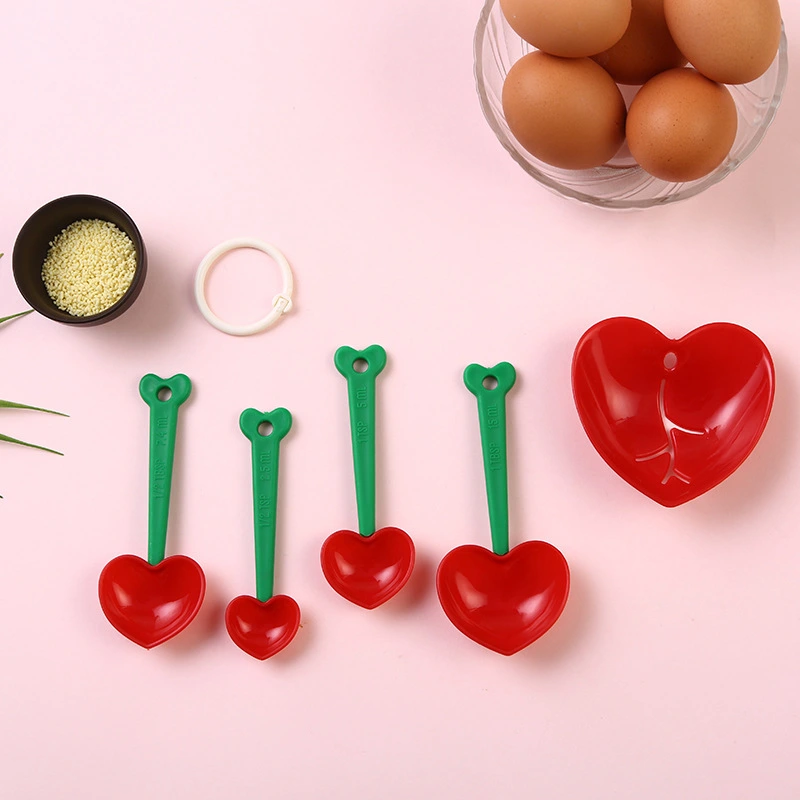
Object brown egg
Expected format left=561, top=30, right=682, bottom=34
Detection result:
left=502, top=52, right=627, bottom=170
left=592, top=0, right=687, bottom=84
left=664, top=0, right=781, bottom=84
left=499, top=0, right=632, bottom=58
left=626, top=68, right=738, bottom=181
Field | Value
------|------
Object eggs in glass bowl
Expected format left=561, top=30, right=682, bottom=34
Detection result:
left=475, top=0, right=788, bottom=209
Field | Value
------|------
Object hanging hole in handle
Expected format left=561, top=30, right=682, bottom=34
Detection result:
left=157, top=387, right=173, bottom=401
left=258, top=421, right=274, bottom=437
left=483, top=375, right=498, bottom=390
left=663, top=352, right=678, bottom=371
left=353, top=358, right=368, bottom=374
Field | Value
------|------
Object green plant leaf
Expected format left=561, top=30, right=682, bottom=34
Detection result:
left=0, top=309, right=33, bottom=325
left=0, top=399, right=68, bottom=416
left=0, top=272, right=65, bottom=495
left=0, top=432, right=63, bottom=456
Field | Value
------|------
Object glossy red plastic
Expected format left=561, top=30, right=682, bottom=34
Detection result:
left=320, top=527, right=415, bottom=609
left=225, top=594, right=301, bottom=660
left=98, top=554, right=206, bottom=649
left=436, top=541, right=570, bottom=656
left=572, top=318, right=775, bottom=507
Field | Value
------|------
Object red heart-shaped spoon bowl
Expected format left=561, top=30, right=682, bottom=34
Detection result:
left=225, top=594, right=301, bottom=660
left=572, top=318, right=775, bottom=507
left=436, top=541, right=570, bottom=656
left=321, top=527, right=415, bottom=609
left=98, top=554, right=206, bottom=648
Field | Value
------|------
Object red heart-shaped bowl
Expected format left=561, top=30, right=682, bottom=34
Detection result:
left=225, top=594, right=301, bottom=660
left=98, top=554, right=206, bottom=648
left=572, top=318, right=775, bottom=507
left=321, top=527, right=415, bottom=609
left=436, top=541, right=570, bottom=656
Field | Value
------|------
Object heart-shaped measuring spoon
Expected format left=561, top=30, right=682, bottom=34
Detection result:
left=436, top=362, right=570, bottom=655
left=321, top=345, right=415, bottom=609
left=98, top=374, right=206, bottom=649
left=225, top=408, right=301, bottom=660
left=572, top=317, right=775, bottom=506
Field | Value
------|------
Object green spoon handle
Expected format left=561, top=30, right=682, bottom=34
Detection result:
left=139, top=374, right=192, bottom=565
left=239, top=408, right=292, bottom=602
left=463, top=362, right=517, bottom=556
left=334, top=345, right=387, bottom=537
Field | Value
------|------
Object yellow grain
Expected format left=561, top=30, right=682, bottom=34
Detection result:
left=41, top=219, right=137, bottom=317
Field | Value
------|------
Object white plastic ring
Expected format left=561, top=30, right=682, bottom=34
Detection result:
left=194, top=238, right=294, bottom=336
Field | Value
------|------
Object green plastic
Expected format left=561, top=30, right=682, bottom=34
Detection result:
left=139, top=374, right=192, bottom=566
left=463, top=362, right=517, bottom=556
left=239, top=408, right=292, bottom=602
left=334, top=345, right=387, bottom=537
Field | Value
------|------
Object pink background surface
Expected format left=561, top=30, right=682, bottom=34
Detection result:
left=1, top=2, right=799, bottom=798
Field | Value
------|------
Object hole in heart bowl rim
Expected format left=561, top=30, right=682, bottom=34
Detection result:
left=474, top=0, right=789, bottom=210
left=12, top=194, right=147, bottom=325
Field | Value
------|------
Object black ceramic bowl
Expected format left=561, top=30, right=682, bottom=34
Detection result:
left=12, top=194, right=147, bottom=325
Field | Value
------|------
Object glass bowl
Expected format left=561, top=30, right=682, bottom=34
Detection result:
left=474, top=0, right=789, bottom=209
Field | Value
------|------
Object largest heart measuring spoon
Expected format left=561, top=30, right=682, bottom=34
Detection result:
left=436, top=362, right=570, bottom=655
left=321, top=345, right=415, bottom=609
left=98, top=374, right=206, bottom=648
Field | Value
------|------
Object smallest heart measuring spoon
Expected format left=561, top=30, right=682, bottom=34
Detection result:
left=99, top=374, right=206, bottom=648
left=321, top=345, right=415, bottom=609
left=436, top=363, right=570, bottom=655
left=225, top=408, right=301, bottom=660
